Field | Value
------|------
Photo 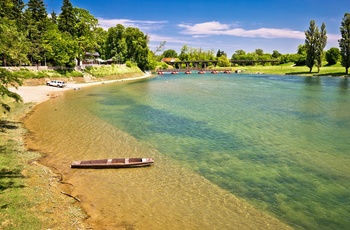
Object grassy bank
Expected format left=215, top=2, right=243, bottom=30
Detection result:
left=0, top=102, right=88, bottom=229
left=214, top=63, right=350, bottom=77
left=84, top=64, right=143, bottom=77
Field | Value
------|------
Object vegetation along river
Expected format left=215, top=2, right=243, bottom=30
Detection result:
left=24, top=73, right=350, bottom=229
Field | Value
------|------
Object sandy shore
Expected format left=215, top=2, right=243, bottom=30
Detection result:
left=10, top=73, right=151, bottom=104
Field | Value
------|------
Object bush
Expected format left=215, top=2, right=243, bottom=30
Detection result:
left=125, top=61, right=132, bottom=68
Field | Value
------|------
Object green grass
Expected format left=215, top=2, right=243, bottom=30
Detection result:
left=84, top=64, right=143, bottom=77
left=12, top=69, right=83, bottom=79
left=213, top=62, right=350, bottom=77
left=0, top=103, right=42, bottom=229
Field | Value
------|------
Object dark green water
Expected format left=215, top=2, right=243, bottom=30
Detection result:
left=83, top=74, right=349, bottom=229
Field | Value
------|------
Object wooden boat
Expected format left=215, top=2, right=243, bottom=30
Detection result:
left=71, top=157, right=154, bottom=168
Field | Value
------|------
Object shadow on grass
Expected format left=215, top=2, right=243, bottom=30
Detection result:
left=286, top=71, right=350, bottom=77
left=0, top=120, right=19, bottom=132
left=0, top=168, right=25, bottom=191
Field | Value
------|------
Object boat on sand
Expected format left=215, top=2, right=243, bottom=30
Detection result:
left=71, top=157, right=154, bottom=168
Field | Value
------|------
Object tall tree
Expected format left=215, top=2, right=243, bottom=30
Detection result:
left=73, top=7, right=98, bottom=65
left=105, top=24, right=127, bottom=63
left=57, top=0, right=76, bottom=36
left=51, top=10, right=57, bottom=24
left=124, top=27, right=150, bottom=70
left=305, top=20, right=318, bottom=72
left=24, top=0, right=49, bottom=65
left=339, top=13, right=350, bottom=74
left=315, top=23, right=327, bottom=72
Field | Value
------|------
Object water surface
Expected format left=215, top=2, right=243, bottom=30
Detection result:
left=25, top=73, right=350, bottom=229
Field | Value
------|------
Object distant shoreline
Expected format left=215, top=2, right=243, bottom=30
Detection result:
left=10, top=72, right=151, bottom=105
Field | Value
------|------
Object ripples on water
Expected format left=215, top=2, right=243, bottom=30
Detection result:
left=25, top=74, right=350, bottom=229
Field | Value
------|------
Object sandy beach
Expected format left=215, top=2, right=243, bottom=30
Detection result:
left=9, top=73, right=151, bottom=104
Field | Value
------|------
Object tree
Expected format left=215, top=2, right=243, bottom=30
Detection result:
left=325, top=47, right=340, bottom=65
left=305, top=20, right=318, bottom=72
left=291, top=45, right=307, bottom=66
left=73, top=7, right=98, bottom=65
left=0, top=18, right=29, bottom=66
left=58, top=0, right=76, bottom=36
left=24, top=0, right=49, bottom=65
left=124, top=27, right=150, bottom=71
left=179, top=45, right=189, bottom=61
left=315, top=23, right=327, bottom=72
left=216, top=49, right=227, bottom=57
left=154, top=41, right=166, bottom=55
left=305, top=20, right=328, bottom=73
left=217, top=55, right=231, bottom=67
left=255, top=49, right=264, bottom=56
left=51, top=10, right=57, bottom=24
left=231, top=50, right=246, bottom=60
left=162, top=49, right=178, bottom=58
left=0, top=68, right=22, bottom=112
left=105, top=24, right=127, bottom=63
left=42, top=23, right=78, bottom=66
left=339, top=13, right=350, bottom=74
left=272, top=50, right=282, bottom=59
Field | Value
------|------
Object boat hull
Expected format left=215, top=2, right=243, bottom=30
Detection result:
left=71, top=157, right=154, bottom=169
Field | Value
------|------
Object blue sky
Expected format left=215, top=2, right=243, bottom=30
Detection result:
left=41, top=0, right=346, bottom=56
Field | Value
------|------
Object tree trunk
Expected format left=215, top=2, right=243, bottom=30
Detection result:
left=346, top=67, right=349, bottom=75
left=3, top=54, right=7, bottom=67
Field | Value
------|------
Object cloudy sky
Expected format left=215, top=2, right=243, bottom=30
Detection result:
left=40, top=0, right=345, bottom=56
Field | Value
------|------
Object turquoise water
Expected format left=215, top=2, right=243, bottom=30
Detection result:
left=81, top=74, right=350, bottom=229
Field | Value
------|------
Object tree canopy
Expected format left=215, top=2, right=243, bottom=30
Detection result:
left=339, top=13, right=350, bottom=74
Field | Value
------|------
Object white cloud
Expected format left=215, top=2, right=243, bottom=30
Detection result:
left=97, top=18, right=168, bottom=31
left=178, top=21, right=306, bottom=39
left=147, top=34, right=192, bottom=44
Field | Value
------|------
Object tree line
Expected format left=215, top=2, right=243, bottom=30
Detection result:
left=0, top=0, right=151, bottom=71
left=1, top=0, right=350, bottom=73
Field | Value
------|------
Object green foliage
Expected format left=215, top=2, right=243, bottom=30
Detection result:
left=125, top=61, right=133, bottom=68
left=305, top=20, right=317, bottom=72
left=57, top=0, right=76, bottom=36
left=0, top=18, right=30, bottom=66
left=84, top=64, right=143, bottom=77
left=326, top=47, right=340, bottom=65
left=217, top=56, right=231, bottom=67
left=105, top=24, right=127, bottom=63
left=305, top=20, right=327, bottom=73
left=216, top=49, right=227, bottom=57
left=162, top=49, right=178, bottom=58
left=124, top=27, right=150, bottom=71
left=0, top=69, right=22, bottom=111
left=178, top=45, right=216, bottom=62
left=339, top=13, right=350, bottom=74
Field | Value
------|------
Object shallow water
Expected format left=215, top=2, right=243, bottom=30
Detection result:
left=24, top=74, right=350, bottom=229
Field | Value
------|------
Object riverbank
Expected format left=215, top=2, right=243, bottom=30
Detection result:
left=1, top=72, right=151, bottom=229
left=10, top=72, right=151, bottom=104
